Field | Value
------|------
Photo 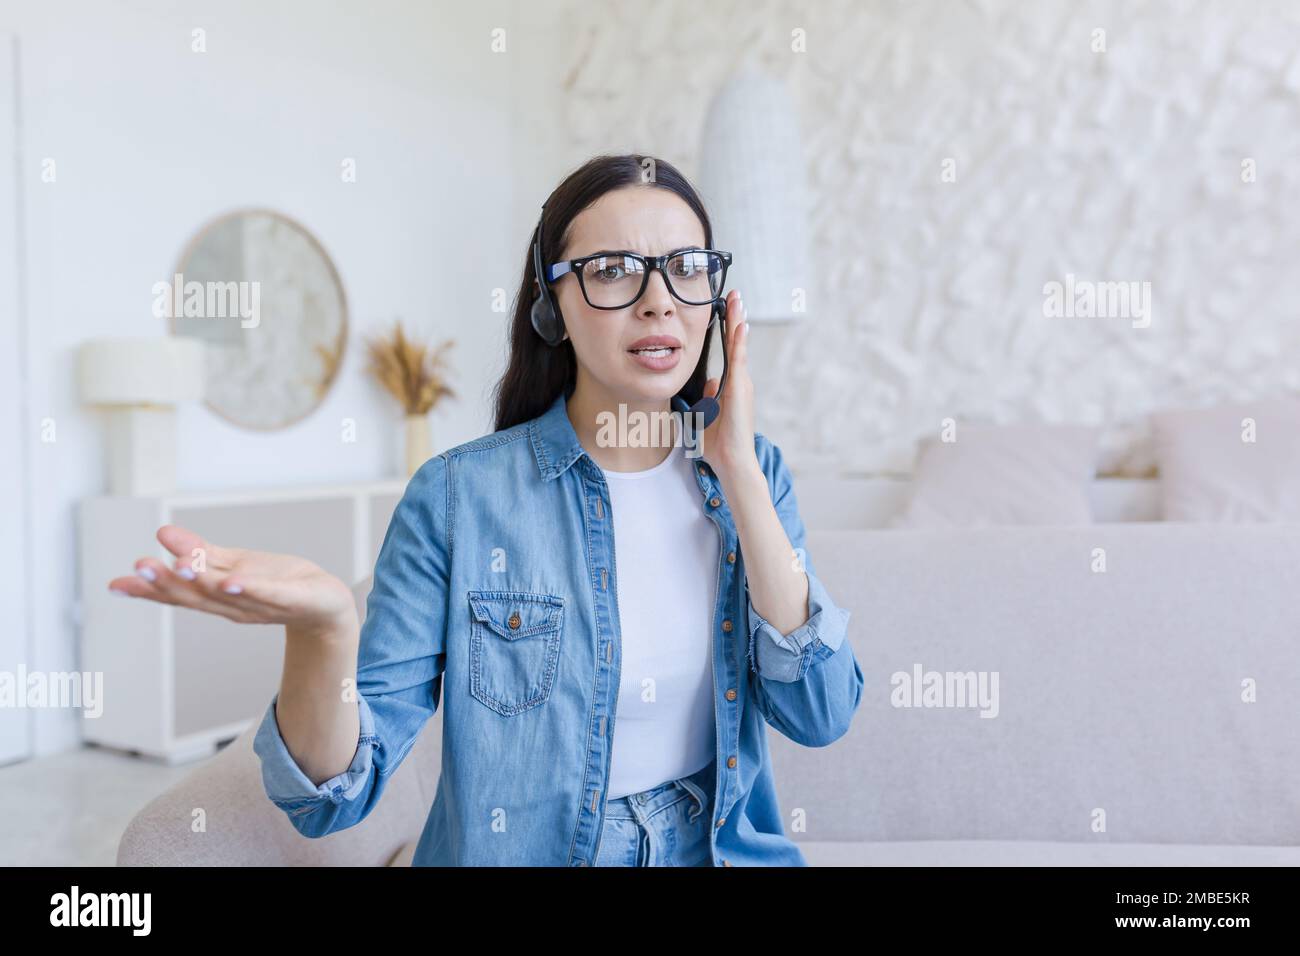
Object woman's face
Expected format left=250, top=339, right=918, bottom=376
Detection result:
left=550, top=185, right=712, bottom=409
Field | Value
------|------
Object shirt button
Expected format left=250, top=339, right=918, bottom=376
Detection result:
left=508, top=612, right=521, bottom=630
left=716, top=817, right=726, bottom=827
left=727, top=551, right=736, bottom=563
left=725, top=688, right=736, bottom=701
left=727, top=756, right=737, bottom=769
left=697, top=466, right=707, bottom=477
left=709, top=496, right=721, bottom=507
left=722, top=619, right=732, bottom=632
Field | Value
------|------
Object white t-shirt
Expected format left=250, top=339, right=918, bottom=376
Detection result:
left=600, top=435, right=720, bottom=800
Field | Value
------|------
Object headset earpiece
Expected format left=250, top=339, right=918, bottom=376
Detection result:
left=530, top=207, right=567, bottom=347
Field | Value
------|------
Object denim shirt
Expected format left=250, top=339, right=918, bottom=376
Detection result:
left=253, top=389, right=863, bottom=866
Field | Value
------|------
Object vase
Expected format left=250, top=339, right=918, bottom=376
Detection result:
left=404, top=413, right=432, bottom=477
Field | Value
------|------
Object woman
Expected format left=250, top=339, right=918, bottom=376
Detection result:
left=108, top=153, right=863, bottom=867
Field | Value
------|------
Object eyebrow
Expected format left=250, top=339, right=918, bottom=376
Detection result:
left=576, top=245, right=702, bottom=259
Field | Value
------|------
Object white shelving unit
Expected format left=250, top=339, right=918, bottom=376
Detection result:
left=77, top=480, right=407, bottom=763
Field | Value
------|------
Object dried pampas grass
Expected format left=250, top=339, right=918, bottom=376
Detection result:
left=365, top=320, right=456, bottom=415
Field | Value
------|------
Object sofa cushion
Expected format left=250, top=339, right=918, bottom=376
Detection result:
left=1152, top=398, right=1300, bottom=521
left=891, top=423, right=1100, bottom=528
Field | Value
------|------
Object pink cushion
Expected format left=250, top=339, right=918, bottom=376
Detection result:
left=1152, top=398, right=1300, bottom=522
left=891, top=423, right=1100, bottom=528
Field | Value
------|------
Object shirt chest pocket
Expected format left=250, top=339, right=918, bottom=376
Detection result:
left=467, top=590, right=565, bottom=717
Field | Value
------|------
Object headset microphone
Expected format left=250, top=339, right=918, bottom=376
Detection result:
left=670, top=295, right=728, bottom=433
left=530, top=205, right=730, bottom=433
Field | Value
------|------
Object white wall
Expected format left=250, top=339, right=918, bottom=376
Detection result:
left=1, top=0, right=516, bottom=755
left=511, top=0, right=1300, bottom=477
left=0, top=31, right=31, bottom=765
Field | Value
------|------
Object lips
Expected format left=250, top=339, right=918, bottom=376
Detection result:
left=627, top=335, right=682, bottom=371
left=627, top=334, right=682, bottom=353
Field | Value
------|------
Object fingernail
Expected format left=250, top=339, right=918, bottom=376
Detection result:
left=110, top=588, right=130, bottom=598
left=137, top=567, right=156, bottom=582
left=177, top=568, right=196, bottom=581
left=224, top=584, right=243, bottom=595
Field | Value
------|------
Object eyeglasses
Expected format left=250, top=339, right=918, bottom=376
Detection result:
left=545, top=248, right=732, bottom=310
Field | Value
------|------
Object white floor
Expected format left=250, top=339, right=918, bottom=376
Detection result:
left=0, top=744, right=209, bottom=866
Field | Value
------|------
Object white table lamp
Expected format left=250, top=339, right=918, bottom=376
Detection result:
left=78, top=337, right=206, bottom=496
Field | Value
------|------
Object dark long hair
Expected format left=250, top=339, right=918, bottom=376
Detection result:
left=491, top=154, right=717, bottom=433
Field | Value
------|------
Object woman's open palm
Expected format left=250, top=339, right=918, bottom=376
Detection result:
left=108, top=524, right=357, bottom=638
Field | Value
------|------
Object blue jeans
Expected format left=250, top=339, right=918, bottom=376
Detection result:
left=594, top=760, right=716, bottom=866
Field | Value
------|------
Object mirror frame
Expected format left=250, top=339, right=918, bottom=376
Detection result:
left=168, top=206, right=350, bottom=432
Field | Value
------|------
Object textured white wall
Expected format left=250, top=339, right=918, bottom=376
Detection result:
left=513, top=0, right=1300, bottom=476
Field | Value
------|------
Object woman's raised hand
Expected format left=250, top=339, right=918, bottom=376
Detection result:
left=107, top=524, right=358, bottom=641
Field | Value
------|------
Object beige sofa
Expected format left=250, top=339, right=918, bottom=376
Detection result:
left=119, top=523, right=1300, bottom=866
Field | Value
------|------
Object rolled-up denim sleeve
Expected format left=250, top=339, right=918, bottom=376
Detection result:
left=252, top=691, right=380, bottom=811
left=251, top=453, right=450, bottom=837
left=745, top=435, right=863, bottom=747
left=746, top=568, right=849, bottom=684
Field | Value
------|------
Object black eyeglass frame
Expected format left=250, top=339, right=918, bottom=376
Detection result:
left=544, top=248, right=733, bottom=310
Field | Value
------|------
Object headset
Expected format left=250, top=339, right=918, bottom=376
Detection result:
left=530, top=203, right=730, bottom=432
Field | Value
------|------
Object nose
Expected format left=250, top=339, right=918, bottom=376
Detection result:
left=635, top=269, right=675, bottom=318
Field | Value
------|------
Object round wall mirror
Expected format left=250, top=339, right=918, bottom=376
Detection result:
left=169, top=209, right=348, bottom=430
